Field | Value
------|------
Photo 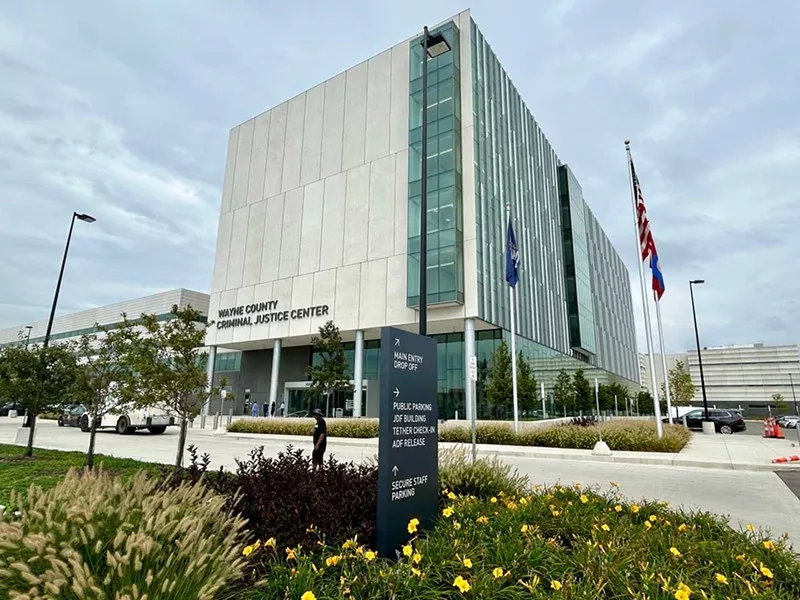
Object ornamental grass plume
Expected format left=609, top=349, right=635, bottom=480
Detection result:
left=0, top=468, right=246, bottom=599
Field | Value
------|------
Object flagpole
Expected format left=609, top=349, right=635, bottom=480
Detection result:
left=654, top=292, right=674, bottom=424
left=624, top=140, right=663, bottom=438
left=507, top=203, right=520, bottom=433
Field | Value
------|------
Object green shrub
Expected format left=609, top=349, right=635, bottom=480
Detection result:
left=439, top=447, right=529, bottom=499
left=228, top=418, right=378, bottom=438
left=442, top=419, right=691, bottom=453
left=0, top=469, right=246, bottom=599
left=245, top=485, right=800, bottom=599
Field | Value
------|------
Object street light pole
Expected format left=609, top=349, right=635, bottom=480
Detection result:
left=689, top=280, right=710, bottom=422
left=418, top=26, right=450, bottom=337
left=44, top=212, right=96, bottom=348
left=790, top=373, right=798, bottom=417
left=23, top=326, right=32, bottom=349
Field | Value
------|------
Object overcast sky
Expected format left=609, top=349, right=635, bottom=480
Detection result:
left=1, top=0, right=797, bottom=354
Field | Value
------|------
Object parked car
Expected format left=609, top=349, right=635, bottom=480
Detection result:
left=681, top=408, right=746, bottom=434
left=778, top=415, right=800, bottom=429
left=58, top=404, right=87, bottom=427
left=0, top=403, right=26, bottom=417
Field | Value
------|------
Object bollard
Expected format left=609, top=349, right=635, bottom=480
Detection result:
left=213, top=413, right=220, bottom=430
left=682, top=415, right=688, bottom=428
left=200, top=414, right=206, bottom=429
left=227, top=409, right=233, bottom=428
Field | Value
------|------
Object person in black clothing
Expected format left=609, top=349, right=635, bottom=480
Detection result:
left=312, top=408, right=327, bottom=471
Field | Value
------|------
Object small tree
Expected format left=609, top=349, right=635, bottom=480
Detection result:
left=485, top=341, right=513, bottom=417
left=662, top=360, right=695, bottom=406
left=74, top=317, right=142, bottom=468
left=572, top=369, right=593, bottom=413
left=603, top=381, right=629, bottom=413
left=125, top=305, right=218, bottom=470
left=305, top=321, right=353, bottom=417
left=0, top=343, right=80, bottom=457
left=553, top=370, right=574, bottom=415
left=636, top=390, right=654, bottom=415
left=516, top=352, right=538, bottom=416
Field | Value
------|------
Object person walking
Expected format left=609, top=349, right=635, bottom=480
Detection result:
left=311, top=408, right=327, bottom=471
left=270, top=402, right=276, bottom=417
left=251, top=402, right=259, bottom=418
left=279, top=402, right=285, bottom=417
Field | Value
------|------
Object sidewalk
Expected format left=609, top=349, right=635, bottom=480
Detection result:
left=209, top=429, right=800, bottom=472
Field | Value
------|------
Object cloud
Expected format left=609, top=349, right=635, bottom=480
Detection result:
left=0, top=0, right=797, bottom=360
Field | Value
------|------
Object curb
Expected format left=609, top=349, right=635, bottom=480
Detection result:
left=208, top=432, right=800, bottom=472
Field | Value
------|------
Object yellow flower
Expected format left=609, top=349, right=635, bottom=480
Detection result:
left=550, top=580, right=563, bottom=591
left=649, top=515, right=658, bottom=522
left=285, top=547, right=297, bottom=560
left=674, top=591, right=689, bottom=600
left=448, top=491, right=457, bottom=500
left=610, top=481, right=620, bottom=487
left=614, top=505, right=622, bottom=512
left=411, top=567, right=422, bottom=577
left=521, top=524, right=529, bottom=533
left=325, top=555, right=342, bottom=567
left=601, top=524, right=610, bottom=532
left=670, top=547, right=682, bottom=557
left=677, top=582, right=691, bottom=594
left=520, top=497, right=528, bottom=505
left=735, top=554, right=746, bottom=561
left=631, top=504, right=640, bottom=513
left=400, top=544, right=413, bottom=557
left=490, top=497, right=498, bottom=503
left=463, top=557, right=472, bottom=568
left=301, top=592, right=316, bottom=600
left=476, top=516, right=488, bottom=524
left=265, top=537, right=276, bottom=548
left=715, top=573, right=728, bottom=585
left=580, top=494, right=589, bottom=504
left=454, top=521, right=461, bottom=531
left=678, top=524, right=688, bottom=532
left=644, top=521, right=652, bottom=530
left=492, top=567, right=504, bottom=579
left=552, top=510, right=561, bottom=517
left=413, top=552, right=422, bottom=564
left=760, top=564, right=773, bottom=579
left=242, top=545, right=255, bottom=557
left=763, top=540, right=776, bottom=551
left=443, top=507, right=454, bottom=518
left=746, top=523, right=755, bottom=532
left=364, top=550, right=376, bottom=562
left=453, top=575, right=471, bottom=593
left=342, top=538, right=357, bottom=550
left=408, top=518, right=419, bottom=534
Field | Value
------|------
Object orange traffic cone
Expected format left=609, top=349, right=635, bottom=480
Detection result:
left=764, top=419, right=774, bottom=438
left=774, top=419, right=785, bottom=439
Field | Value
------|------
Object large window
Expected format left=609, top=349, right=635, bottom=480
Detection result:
left=407, top=21, right=464, bottom=307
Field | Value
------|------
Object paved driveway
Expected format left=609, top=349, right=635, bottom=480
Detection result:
left=2, top=418, right=800, bottom=548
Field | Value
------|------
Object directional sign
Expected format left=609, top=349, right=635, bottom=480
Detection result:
left=376, top=326, right=438, bottom=558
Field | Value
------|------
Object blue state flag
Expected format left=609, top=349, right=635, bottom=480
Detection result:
left=506, top=218, right=520, bottom=287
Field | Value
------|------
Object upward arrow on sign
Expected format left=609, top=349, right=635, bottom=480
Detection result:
left=392, top=465, right=398, bottom=476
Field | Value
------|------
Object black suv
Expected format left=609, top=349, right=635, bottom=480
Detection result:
left=681, top=408, right=746, bottom=434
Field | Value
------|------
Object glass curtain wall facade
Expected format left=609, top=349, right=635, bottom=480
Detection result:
left=584, top=208, right=640, bottom=383
left=407, top=21, right=465, bottom=307
left=558, top=165, right=597, bottom=356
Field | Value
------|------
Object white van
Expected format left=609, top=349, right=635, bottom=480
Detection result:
left=79, top=384, right=176, bottom=434
left=80, top=407, right=176, bottom=435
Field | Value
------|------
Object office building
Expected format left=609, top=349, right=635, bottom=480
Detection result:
left=203, top=10, right=641, bottom=419
left=640, top=343, right=800, bottom=414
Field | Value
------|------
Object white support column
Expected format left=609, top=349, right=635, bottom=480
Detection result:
left=268, top=339, right=282, bottom=411
left=353, top=330, right=364, bottom=418
left=464, top=319, right=476, bottom=422
left=202, top=346, right=217, bottom=416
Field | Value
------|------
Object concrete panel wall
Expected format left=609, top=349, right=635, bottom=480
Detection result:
left=206, top=16, right=475, bottom=350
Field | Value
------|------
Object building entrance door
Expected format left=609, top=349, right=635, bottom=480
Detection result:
left=283, top=381, right=368, bottom=418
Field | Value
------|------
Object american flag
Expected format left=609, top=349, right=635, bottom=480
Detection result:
left=630, top=158, right=657, bottom=262
left=630, top=156, right=666, bottom=299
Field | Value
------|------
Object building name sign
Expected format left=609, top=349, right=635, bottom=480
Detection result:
left=216, top=300, right=329, bottom=329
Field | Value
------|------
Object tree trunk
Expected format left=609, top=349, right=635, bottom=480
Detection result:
left=25, top=413, right=37, bottom=457
left=174, top=417, right=188, bottom=472
left=87, top=416, right=98, bottom=469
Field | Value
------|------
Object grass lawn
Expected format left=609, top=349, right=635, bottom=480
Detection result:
left=0, top=443, right=161, bottom=507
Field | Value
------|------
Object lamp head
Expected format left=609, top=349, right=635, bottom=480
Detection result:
left=690, top=279, right=705, bottom=285
left=425, top=31, right=451, bottom=58
left=75, top=213, right=96, bottom=223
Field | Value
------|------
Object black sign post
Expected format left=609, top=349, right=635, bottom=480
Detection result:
left=376, top=326, right=438, bottom=558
